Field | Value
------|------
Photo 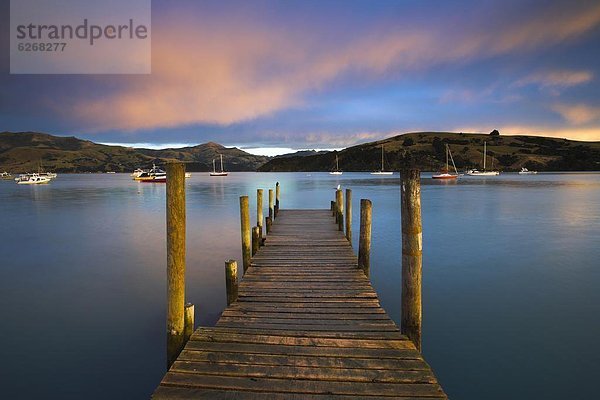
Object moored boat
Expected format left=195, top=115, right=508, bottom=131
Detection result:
left=1, top=171, right=13, bottom=180
left=432, top=144, right=460, bottom=180
left=466, top=142, right=500, bottom=176
left=329, top=154, right=343, bottom=175
left=131, top=168, right=146, bottom=179
left=136, top=164, right=167, bottom=182
left=210, top=154, right=228, bottom=176
left=518, top=167, right=537, bottom=175
left=15, top=173, right=51, bottom=185
left=371, top=145, right=394, bottom=175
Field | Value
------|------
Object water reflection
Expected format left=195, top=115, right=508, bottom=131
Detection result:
left=0, top=172, right=599, bottom=399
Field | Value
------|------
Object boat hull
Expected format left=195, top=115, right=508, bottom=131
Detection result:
left=432, top=173, right=459, bottom=180
left=329, top=172, right=343, bottom=175
left=370, top=171, right=393, bottom=175
left=209, top=172, right=228, bottom=176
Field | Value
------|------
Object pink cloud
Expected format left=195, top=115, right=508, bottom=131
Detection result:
left=66, top=2, right=600, bottom=132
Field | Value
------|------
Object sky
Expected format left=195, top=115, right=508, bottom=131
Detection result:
left=1, top=0, right=600, bottom=155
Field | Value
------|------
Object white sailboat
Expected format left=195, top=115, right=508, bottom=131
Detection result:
left=466, top=142, right=500, bottom=176
left=371, top=145, right=393, bottom=175
left=432, top=144, right=460, bottom=180
left=210, top=154, right=228, bottom=176
left=329, top=154, right=343, bottom=175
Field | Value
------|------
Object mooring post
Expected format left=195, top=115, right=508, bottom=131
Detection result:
left=257, top=189, right=264, bottom=244
left=358, top=199, right=372, bottom=277
left=239, top=196, right=251, bottom=273
left=268, top=189, right=274, bottom=220
left=330, top=200, right=335, bottom=216
left=336, top=189, right=344, bottom=231
left=400, top=169, right=423, bottom=352
left=275, top=182, right=280, bottom=217
left=266, top=216, right=272, bottom=235
left=225, top=259, right=238, bottom=306
left=345, top=188, right=352, bottom=243
left=183, top=303, right=194, bottom=344
left=166, top=162, right=186, bottom=369
left=252, top=226, right=260, bottom=256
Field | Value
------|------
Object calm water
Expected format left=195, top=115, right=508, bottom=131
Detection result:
left=1, top=172, right=599, bottom=399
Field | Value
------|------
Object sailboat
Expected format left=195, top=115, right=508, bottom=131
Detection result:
left=466, top=142, right=500, bottom=176
left=432, top=144, right=460, bottom=180
left=210, top=154, right=228, bottom=176
left=329, top=154, right=343, bottom=175
left=371, top=145, right=393, bottom=175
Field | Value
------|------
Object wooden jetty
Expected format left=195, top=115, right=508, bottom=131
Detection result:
left=153, top=168, right=447, bottom=398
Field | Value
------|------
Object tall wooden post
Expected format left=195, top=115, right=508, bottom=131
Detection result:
left=275, top=182, right=280, bottom=217
left=400, top=169, right=423, bottom=351
left=252, top=226, right=260, bottom=256
left=268, top=189, right=274, bottom=220
left=166, top=162, right=186, bottom=368
left=358, top=199, right=372, bottom=277
left=225, top=260, right=238, bottom=306
left=239, top=196, right=251, bottom=273
left=345, top=189, right=352, bottom=244
left=336, top=189, right=344, bottom=231
left=184, top=303, right=194, bottom=344
left=257, top=189, right=264, bottom=243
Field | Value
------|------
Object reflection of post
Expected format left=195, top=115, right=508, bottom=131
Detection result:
left=225, top=260, right=238, bottom=306
left=345, top=189, right=352, bottom=244
left=166, top=162, right=186, bottom=369
left=257, top=189, right=263, bottom=243
left=358, top=199, right=372, bottom=278
left=239, top=196, right=251, bottom=273
left=400, top=169, right=423, bottom=352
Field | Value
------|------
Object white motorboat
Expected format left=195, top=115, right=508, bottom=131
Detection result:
left=371, top=145, right=394, bottom=175
left=329, top=154, right=343, bottom=175
left=466, top=142, right=500, bottom=176
left=136, top=164, right=166, bottom=182
left=518, top=167, right=537, bottom=175
left=185, top=172, right=192, bottom=178
left=1, top=171, right=13, bottom=180
left=433, top=144, right=460, bottom=180
left=15, top=173, right=51, bottom=185
left=210, top=154, right=229, bottom=176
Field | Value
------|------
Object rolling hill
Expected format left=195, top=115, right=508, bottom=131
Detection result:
left=259, top=132, right=600, bottom=172
left=0, top=132, right=270, bottom=173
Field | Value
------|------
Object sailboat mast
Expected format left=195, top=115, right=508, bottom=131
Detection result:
left=445, top=144, right=449, bottom=171
left=483, top=142, right=487, bottom=171
left=212, top=159, right=216, bottom=173
left=381, top=146, right=384, bottom=171
left=220, top=154, right=224, bottom=172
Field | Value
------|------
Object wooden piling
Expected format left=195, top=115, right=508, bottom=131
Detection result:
left=330, top=200, right=335, bottom=216
left=268, top=189, right=274, bottom=219
left=266, top=216, right=272, bottom=235
left=275, top=182, right=280, bottom=217
left=183, top=303, right=194, bottom=344
left=336, top=189, right=344, bottom=231
left=166, top=162, right=186, bottom=368
left=400, top=169, right=423, bottom=352
left=252, top=226, right=260, bottom=256
left=345, top=189, right=352, bottom=244
left=239, top=196, right=251, bottom=273
left=358, top=199, right=372, bottom=277
left=257, top=189, right=264, bottom=243
left=225, top=260, right=238, bottom=306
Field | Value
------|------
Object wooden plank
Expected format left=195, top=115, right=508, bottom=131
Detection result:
left=153, top=208, right=447, bottom=399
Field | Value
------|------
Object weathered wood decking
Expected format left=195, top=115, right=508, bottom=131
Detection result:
left=153, top=209, right=447, bottom=399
